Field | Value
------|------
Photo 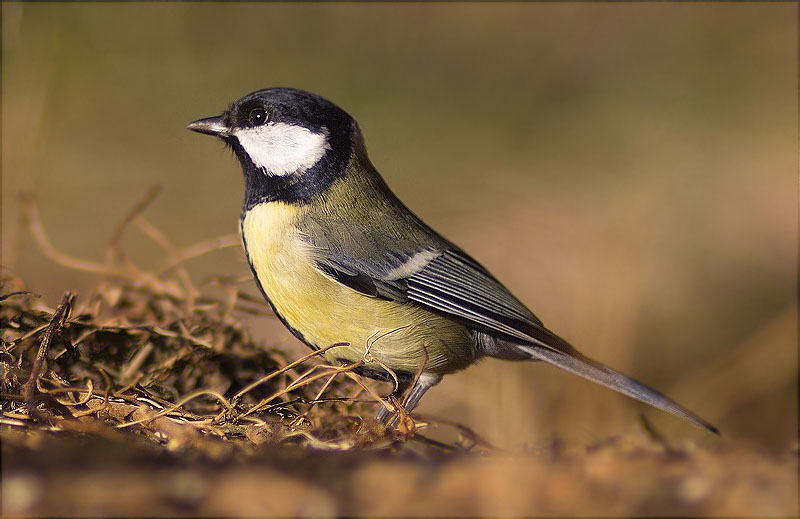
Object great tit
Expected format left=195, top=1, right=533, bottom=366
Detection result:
left=187, top=87, right=718, bottom=434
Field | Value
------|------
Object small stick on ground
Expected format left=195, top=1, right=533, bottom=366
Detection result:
left=22, top=292, right=75, bottom=410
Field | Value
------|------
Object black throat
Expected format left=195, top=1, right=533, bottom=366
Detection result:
left=227, top=130, right=353, bottom=211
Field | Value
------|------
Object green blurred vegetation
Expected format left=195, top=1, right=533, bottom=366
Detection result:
left=2, top=3, right=796, bottom=452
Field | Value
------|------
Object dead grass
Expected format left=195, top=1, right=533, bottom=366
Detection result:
left=3, top=192, right=488, bottom=451
left=2, top=192, right=797, bottom=517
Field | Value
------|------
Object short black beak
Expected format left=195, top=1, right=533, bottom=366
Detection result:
left=187, top=116, right=229, bottom=137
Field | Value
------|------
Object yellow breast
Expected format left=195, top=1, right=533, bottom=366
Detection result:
left=240, top=201, right=476, bottom=376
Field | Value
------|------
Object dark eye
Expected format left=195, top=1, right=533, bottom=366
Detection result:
left=249, top=108, right=268, bottom=126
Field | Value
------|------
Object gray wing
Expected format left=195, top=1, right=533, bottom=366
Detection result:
left=305, top=219, right=719, bottom=434
left=404, top=249, right=551, bottom=342
left=308, top=226, right=567, bottom=353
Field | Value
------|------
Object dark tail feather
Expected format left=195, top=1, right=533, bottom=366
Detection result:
left=516, top=343, right=719, bottom=435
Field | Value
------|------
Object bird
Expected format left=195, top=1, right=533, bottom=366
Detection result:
left=187, top=87, right=718, bottom=434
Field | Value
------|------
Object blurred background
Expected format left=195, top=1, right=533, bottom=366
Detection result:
left=2, top=3, right=796, bottom=452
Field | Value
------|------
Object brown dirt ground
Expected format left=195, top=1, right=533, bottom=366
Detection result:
left=2, top=198, right=797, bottom=517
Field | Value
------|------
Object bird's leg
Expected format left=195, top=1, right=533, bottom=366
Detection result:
left=375, top=377, right=409, bottom=424
left=375, top=372, right=442, bottom=425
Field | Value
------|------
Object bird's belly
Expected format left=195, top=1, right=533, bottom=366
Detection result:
left=241, top=202, right=476, bottom=375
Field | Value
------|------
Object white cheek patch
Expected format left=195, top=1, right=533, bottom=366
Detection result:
left=234, top=122, right=332, bottom=176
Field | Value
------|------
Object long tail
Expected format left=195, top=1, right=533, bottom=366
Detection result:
left=514, top=342, right=719, bottom=435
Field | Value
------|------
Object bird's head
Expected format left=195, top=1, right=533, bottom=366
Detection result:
left=188, top=88, right=364, bottom=205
